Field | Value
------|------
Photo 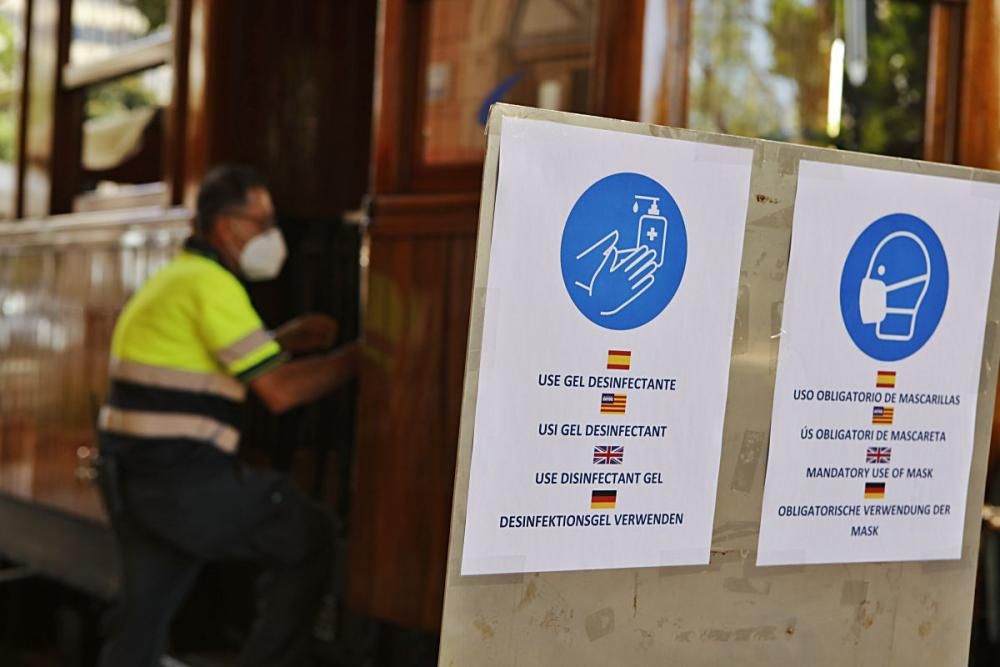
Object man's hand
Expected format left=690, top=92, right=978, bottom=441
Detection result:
left=274, top=314, right=338, bottom=354
left=251, top=341, right=360, bottom=414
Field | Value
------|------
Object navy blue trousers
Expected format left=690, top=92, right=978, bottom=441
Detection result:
left=96, top=434, right=335, bottom=667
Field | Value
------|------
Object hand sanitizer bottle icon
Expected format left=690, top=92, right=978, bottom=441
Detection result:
left=633, top=195, right=667, bottom=266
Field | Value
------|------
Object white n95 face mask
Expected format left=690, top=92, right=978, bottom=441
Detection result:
left=858, top=277, right=888, bottom=325
left=858, top=231, right=931, bottom=342
left=239, top=228, right=287, bottom=281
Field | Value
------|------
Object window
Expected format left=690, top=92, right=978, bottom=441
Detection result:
left=685, top=0, right=931, bottom=159
left=62, top=0, right=174, bottom=211
left=837, top=1, right=930, bottom=160
left=688, top=0, right=834, bottom=143
left=70, top=0, right=169, bottom=66
left=0, top=0, right=25, bottom=218
left=420, top=0, right=598, bottom=165
left=79, top=64, right=171, bottom=205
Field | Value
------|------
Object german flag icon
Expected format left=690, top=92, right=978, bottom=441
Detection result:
left=864, top=482, right=886, bottom=500
left=591, top=489, right=617, bottom=510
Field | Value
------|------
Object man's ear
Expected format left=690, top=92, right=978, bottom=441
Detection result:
left=213, top=216, right=241, bottom=251
left=208, top=216, right=241, bottom=268
left=210, top=215, right=229, bottom=243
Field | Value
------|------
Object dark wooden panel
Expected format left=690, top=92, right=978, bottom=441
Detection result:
left=183, top=0, right=376, bottom=218
left=347, top=202, right=478, bottom=631
left=178, top=0, right=375, bottom=490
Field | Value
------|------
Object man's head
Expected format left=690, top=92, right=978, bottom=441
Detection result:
left=195, top=164, right=286, bottom=280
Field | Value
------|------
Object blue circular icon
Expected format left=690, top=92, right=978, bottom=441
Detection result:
left=560, top=173, right=687, bottom=330
left=839, top=213, right=948, bottom=361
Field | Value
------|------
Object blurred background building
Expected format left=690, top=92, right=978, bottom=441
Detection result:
left=0, top=0, right=997, bottom=665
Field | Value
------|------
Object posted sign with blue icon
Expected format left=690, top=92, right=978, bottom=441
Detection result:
left=757, top=161, right=1000, bottom=566
left=460, top=117, right=753, bottom=575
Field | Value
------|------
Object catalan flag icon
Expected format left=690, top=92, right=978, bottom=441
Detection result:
left=607, top=350, right=632, bottom=371
left=600, top=393, right=627, bottom=415
left=871, top=406, right=895, bottom=425
left=864, top=482, right=886, bottom=499
left=876, top=370, right=896, bottom=388
left=591, top=489, right=617, bottom=510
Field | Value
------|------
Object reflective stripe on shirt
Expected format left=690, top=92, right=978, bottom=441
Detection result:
left=99, top=406, right=240, bottom=454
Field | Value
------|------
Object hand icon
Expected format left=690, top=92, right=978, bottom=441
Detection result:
left=574, top=232, right=659, bottom=316
left=573, top=230, right=619, bottom=296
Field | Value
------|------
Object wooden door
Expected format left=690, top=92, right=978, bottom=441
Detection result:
left=348, top=0, right=644, bottom=632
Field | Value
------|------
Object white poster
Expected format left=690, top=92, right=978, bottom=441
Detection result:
left=460, top=117, right=753, bottom=575
left=757, top=161, right=1000, bottom=566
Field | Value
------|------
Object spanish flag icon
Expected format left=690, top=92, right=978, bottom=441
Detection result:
left=876, top=370, right=896, bottom=389
left=607, top=350, right=632, bottom=371
left=591, top=489, right=617, bottom=510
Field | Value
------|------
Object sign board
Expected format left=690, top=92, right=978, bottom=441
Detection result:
left=461, top=117, right=753, bottom=574
left=440, top=104, right=1000, bottom=667
left=757, top=161, right=1000, bottom=566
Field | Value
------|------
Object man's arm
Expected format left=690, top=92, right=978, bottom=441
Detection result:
left=250, top=342, right=360, bottom=414
left=273, top=314, right=339, bottom=354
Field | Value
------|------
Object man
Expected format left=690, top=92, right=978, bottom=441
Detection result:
left=96, top=164, right=357, bottom=666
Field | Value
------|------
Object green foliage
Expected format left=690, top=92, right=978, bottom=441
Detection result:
left=0, top=14, right=17, bottom=164
left=765, top=0, right=831, bottom=138
left=689, top=0, right=929, bottom=158
left=86, top=73, right=158, bottom=121
left=0, top=14, right=15, bottom=80
left=836, top=0, right=929, bottom=159
left=689, top=0, right=786, bottom=138
left=133, top=0, right=169, bottom=32
left=0, top=104, right=14, bottom=163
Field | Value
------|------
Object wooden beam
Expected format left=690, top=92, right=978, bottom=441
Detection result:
left=371, top=0, right=420, bottom=195
left=957, top=0, right=1000, bottom=169
left=48, top=0, right=82, bottom=215
left=591, top=0, right=645, bottom=121
left=61, top=31, right=172, bottom=91
left=13, top=0, right=33, bottom=218
left=664, top=0, right=692, bottom=128
left=165, top=0, right=192, bottom=206
left=923, top=3, right=964, bottom=163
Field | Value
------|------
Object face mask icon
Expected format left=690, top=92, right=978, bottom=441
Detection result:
left=857, top=231, right=931, bottom=342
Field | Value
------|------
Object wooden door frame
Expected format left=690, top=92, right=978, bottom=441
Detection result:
left=925, top=0, right=968, bottom=164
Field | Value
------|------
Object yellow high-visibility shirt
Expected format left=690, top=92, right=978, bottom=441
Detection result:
left=99, top=239, right=285, bottom=453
